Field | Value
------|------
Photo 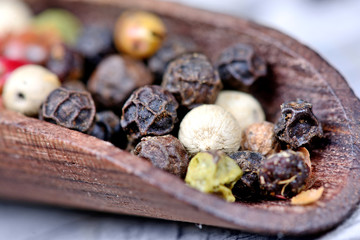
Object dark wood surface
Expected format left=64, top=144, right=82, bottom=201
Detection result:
left=0, top=0, right=360, bottom=236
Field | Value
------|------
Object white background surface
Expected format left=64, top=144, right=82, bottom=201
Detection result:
left=1, top=0, right=360, bottom=239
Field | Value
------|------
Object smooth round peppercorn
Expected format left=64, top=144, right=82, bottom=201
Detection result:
left=148, top=36, right=198, bottom=81
left=162, top=53, right=223, bottom=109
left=114, top=10, right=166, bottom=59
left=215, top=90, right=265, bottom=133
left=0, top=57, right=28, bottom=94
left=178, top=104, right=242, bottom=155
left=216, top=43, right=267, bottom=90
left=259, top=150, right=310, bottom=198
left=229, top=151, right=264, bottom=199
left=0, top=0, right=32, bottom=39
left=2, top=65, right=60, bottom=116
left=241, top=121, right=279, bottom=156
left=121, top=85, right=179, bottom=141
left=133, top=135, right=189, bottom=178
left=39, top=87, right=96, bottom=132
left=32, top=8, right=82, bottom=46
left=185, top=150, right=242, bottom=202
left=87, top=55, right=153, bottom=111
left=274, top=99, right=323, bottom=149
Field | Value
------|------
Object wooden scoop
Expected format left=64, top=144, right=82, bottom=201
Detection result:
left=0, top=0, right=360, bottom=236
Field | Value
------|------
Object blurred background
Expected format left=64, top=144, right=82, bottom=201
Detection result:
left=1, top=0, right=360, bottom=239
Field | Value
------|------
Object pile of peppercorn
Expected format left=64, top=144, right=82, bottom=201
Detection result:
left=0, top=0, right=324, bottom=204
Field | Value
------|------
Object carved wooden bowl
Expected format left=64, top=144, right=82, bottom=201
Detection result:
left=0, top=0, right=359, bottom=236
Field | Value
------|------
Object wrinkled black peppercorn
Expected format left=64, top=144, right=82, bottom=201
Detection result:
left=39, top=87, right=96, bottom=133
left=162, top=53, right=222, bottom=109
left=133, top=135, right=189, bottom=178
left=87, top=55, right=153, bottom=111
left=121, top=85, right=179, bottom=141
left=88, top=111, right=121, bottom=142
left=148, top=36, right=198, bottom=82
left=216, top=43, right=267, bottom=90
left=259, top=150, right=310, bottom=198
left=229, top=151, right=264, bottom=199
left=46, top=43, right=83, bottom=82
left=274, top=99, right=323, bottom=149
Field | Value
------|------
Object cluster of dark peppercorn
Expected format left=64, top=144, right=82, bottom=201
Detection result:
left=11, top=9, right=324, bottom=203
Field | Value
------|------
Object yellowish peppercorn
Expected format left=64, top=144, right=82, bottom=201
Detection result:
left=114, top=10, right=166, bottom=59
left=185, top=150, right=243, bottom=202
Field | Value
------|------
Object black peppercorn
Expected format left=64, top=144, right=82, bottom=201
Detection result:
left=274, top=99, right=323, bottom=149
left=162, top=53, right=222, bottom=109
left=39, top=87, right=96, bottom=133
left=87, top=55, right=153, bottom=112
left=88, top=111, right=121, bottom=142
left=121, top=85, right=179, bottom=141
left=148, top=36, right=198, bottom=82
left=216, top=43, right=267, bottom=90
left=75, top=25, right=115, bottom=77
left=46, top=43, right=83, bottom=82
left=229, top=151, right=264, bottom=199
left=133, top=135, right=189, bottom=178
left=259, top=150, right=310, bottom=198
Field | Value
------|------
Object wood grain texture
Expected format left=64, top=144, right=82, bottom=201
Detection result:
left=1, top=0, right=360, bottom=236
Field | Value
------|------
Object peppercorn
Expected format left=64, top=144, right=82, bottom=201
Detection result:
left=259, top=150, right=310, bottom=198
left=87, top=55, right=153, bottom=111
left=75, top=25, right=115, bottom=77
left=274, top=99, right=323, bottom=149
left=216, top=43, right=267, bottom=90
left=121, top=85, right=179, bottom=141
left=241, top=121, right=279, bottom=156
left=162, top=53, right=222, bottom=109
left=133, top=135, right=190, bottom=178
left=46, top=43, right=83, bottom=82
left=88, top=111, right=121, bottom=143
left=32, top=8, right=82, bottom=46
left=185, top=150, right=243, bottom=202
left=0, top=0, right=32, bottom=39
left=229, top=151, right=264, bottom=199
left=39, top=87, right=96, bottom=133
left=178, top=104, right=242, bottom=155
left=215, top=90, right=265, bottom=133
left=148, top=36, right=198, bottom=82
left=114, top=10, right=166, bottom=59
left=0, top=57, right=28, bottom=94
left=2, top=64, right=60, bottom=116
left=61, top=79, right=87, bottom=92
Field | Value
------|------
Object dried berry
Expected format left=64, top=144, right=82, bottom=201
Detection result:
left=259, top=150, right=310, bottom=198
left=2, top=65, right=60, bottom=116
left=178, top=104, right=242, bottom=155
left=40, top=87, right=96, bottom=132
left=88, top=111, right=121, bottom=143
left=274, top=99, right=323, bottom=149
left=229, top=151, right=264, bottom=199
left=215, top=90, right=265, bottom=133
left=75, top=25, right=115, bottom=75
left=114, top=10, right=166, bottom=59
left=185, top=150, right=242, bottom=202
left=32, top=8, right=82, bottom=46
left=121, top=85, right=179, bottom=141
left=216, top=43, right=267, bottom=90
left=87, top=55, right=153, bottom=111
left=133, top=135, right=189, bottom=178
left=46, top=43, right=83, bottom=81
left=241, top=121, right=279, bottom=156
left=162, top=53, right=222, bottom=109
left=148, top=36, right=198, bottom=81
